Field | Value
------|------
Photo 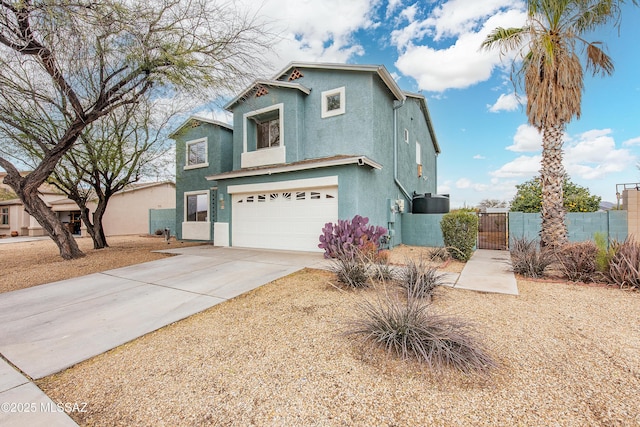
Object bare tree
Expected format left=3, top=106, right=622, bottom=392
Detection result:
left=0, top=0, right=269, bottom=259
left=44, top=95, right=176, bottom=249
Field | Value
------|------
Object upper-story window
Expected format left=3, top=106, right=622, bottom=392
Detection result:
left=185, top=138, right=208, bottom=170
left=241, top=103, right=285, bottom=168
left=321, top=86, right=346, bottom=118
left=256, top=116, right=280, bottom=149
left=404, top=129, right=409, bottom=143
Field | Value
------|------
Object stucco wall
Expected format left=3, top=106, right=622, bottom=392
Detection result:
left=100, top=183, right=176, bottom=236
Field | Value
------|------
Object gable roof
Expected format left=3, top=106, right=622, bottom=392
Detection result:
left=274, top=62, right=406, bottom=102
left=169, top=116, right=232, bottom=139
left=405, top=92, right=441, bottom=154
left=223, top=80, right=311, bottom=111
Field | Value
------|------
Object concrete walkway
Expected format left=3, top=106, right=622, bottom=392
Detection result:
left=0, top=246, right=515, bottom=426
left=455, top=249, right=519, bottom=295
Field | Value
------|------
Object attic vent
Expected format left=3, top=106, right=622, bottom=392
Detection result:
left=255, top=85, right=269, bottom=97
left=190, top=120, right=201, bottom=128
left=288, top=68, right=303, bottom=81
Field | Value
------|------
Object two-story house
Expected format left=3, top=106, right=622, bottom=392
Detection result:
left=171, top=62, right=441, bottom=252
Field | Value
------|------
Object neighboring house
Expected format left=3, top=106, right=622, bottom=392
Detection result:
left=171, top=62, right=441, bottom=252
left=0, top=172, right=175, bottom=237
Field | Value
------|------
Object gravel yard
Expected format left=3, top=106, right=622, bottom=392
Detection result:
left=0, top=235, right=202, bottom=293
left=9, top=240, right=634, bottom=427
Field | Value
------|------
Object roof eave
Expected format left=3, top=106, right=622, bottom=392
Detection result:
left=205, top=156, right=382, bottom=181
left=224, top=80, right=311, bottom=111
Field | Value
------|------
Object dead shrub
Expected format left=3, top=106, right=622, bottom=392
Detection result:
left=555, top=241, right=598, bottom=282
left=607, top=238, right=640, bottom=290
left=509, top=237, right=554, bottom=278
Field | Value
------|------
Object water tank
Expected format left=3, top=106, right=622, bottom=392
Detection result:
left=412, top=193, right=450, bottom=214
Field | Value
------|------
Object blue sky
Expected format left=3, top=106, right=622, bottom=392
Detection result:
left=216, top=0, right=640, bottom=208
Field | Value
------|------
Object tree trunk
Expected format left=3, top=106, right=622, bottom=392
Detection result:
left=79, top=199, right=109, bottom=249
left=20, top=187, right=85, bottom=259
left=540, top=124, right=568, bottom=249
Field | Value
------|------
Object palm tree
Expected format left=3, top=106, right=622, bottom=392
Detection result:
left=482, top=0, right=635, bottom=248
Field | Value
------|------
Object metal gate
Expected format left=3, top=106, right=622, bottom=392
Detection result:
left=477, top=212, right=508, bottom=250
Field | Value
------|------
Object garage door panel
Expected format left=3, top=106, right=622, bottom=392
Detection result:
left=232, top=186, right=338, bottom=252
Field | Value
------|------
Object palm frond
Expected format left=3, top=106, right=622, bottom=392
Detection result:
left=586, top=41, right=615, bottom=76
left=481, top=26, right=528, bottom=54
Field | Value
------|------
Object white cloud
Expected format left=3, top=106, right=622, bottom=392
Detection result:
left=392, top=3, right=527, bottom=92
left=488, top=92, right=524, bottom=112
left=623, top=136, right=640, bottom=146
left=564, top=129, right=635, bottom=179
left=456, top=178, right=488, bottom=191
left=506, top=124, right=542, bottom=152
left=239, top=0, right=378, bottom=71
left=491, top=155, right=541, bottom=178
left=494, top=128, right=636, bottom=181
left=473, top=154, right=486, bottom=159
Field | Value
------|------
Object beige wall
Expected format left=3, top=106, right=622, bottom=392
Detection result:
left=623, top=189, right=640, bottom=242
left=100, top=183, right=176, bottom=236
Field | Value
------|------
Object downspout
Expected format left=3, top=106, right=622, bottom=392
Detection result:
left=393, top=100, right=412, bottom=212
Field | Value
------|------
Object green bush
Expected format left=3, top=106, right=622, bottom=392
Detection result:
left=440, top=210, right=478, bottom=261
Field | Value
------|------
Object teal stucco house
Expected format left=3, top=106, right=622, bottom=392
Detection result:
left=170, top=62, right=441, bottom=252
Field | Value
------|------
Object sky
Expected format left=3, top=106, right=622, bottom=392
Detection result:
left=204, top=0, right=640, bottom=208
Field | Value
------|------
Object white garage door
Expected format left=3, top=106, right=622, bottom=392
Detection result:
left=232, top=186, right=338, bottom=252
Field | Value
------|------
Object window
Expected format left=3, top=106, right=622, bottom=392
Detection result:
left=0, top=207, right=8, bottom=226
left=186, top=193, right=208, bottom=222
left=404, top=129, right=409, bottom=143
left=416, top=142, right=423, bottom=178
left=321, top=86, right=346, bottom=118
left=185, top=138, right=208, bottom=169
left=256, top=118, right=280, bottom=149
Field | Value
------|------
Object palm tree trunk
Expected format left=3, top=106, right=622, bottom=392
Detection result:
left=540, top=124, right=568, bottom=248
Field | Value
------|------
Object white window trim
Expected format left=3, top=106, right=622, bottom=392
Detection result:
left=416, top=141, right=422, bottom=165
left=321, top=86, right=346, bottom=118
left=184, top=190, right=210, bottom=223
left=243, top=103, right=284, bottom=154
left=404, top=128, right=409, bottom=143
left=184, top=137, right=209, bottom=170
left=242, top=103, right=285, bottom=168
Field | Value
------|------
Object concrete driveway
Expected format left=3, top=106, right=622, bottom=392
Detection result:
left=0, top=246, right=326, bottom=380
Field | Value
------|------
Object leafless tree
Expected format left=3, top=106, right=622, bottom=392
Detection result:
left=0, top=0, right=270, bottom=258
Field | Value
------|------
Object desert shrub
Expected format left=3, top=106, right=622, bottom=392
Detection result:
left=318, top=215, right=387, bottom=259
left=330, top=249, right=370, bottom=288
left=400, top=257, right=446, bottom=299
left=369, top=254, right=395, bottom=283
left=348, top=295, right=496, bottom=374
left=555, top=241, right=598, bottom=282
left=607, top=238, right=640, bottom=290
left=594, top=232, right=614, bottom=273
left=154, top=229, right=164, bottom=236
left=428, top=247, right=451, bottom=262
left=509, top=237, right=554, bottom=278
left=440, top=211, right=478, bottom=262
